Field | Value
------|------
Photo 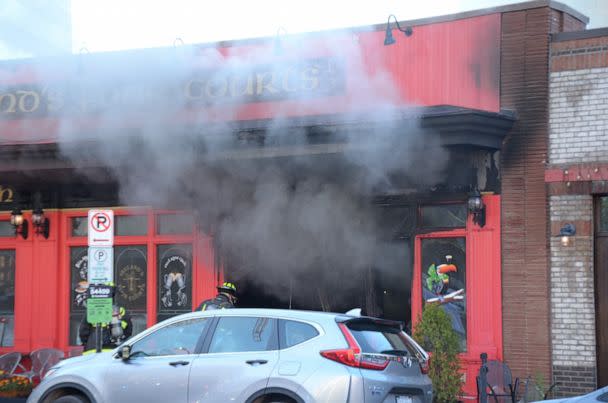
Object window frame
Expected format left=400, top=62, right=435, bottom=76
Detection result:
left=417, top=202, right=468, bottom=231
left=595, top=196, right=608, bottom=236
left=413, top=228, right=470, bottom=353
left=61, top=207, right=199, bottom=348
left=0, top=212, right=19, bottom=354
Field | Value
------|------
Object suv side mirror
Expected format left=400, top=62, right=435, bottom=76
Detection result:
left=121, top=345, right=131, bottom=361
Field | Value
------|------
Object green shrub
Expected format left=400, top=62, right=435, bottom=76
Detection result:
left=413, top=303, right=463, bottom=403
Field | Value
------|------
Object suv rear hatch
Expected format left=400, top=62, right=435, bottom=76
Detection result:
left=321, top=316, right=432, bottom=403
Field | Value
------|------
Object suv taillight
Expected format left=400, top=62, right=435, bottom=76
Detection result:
left=320, top=323, right=389, bottom=371
left=419, top=356, right=430, bottom=374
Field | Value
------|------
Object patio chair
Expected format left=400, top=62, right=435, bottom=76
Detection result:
left=519, top=376, right=558, bottom=402
left=477, top=360, right=520, bottom=403
left=0, top=352, right=22, bottom=378
left=19, top=348, right=64, bottom=383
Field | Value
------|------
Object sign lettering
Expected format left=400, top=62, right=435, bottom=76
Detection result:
left=0, top=58, right=344, bottom=119
left=0, top=186, right=14, bottom=203
left=87, top=284, right=114, bottom=324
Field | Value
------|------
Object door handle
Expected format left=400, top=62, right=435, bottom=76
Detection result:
left=246, top=359, right=268, bottom=365
left=169, top=360, right=189, bottom=366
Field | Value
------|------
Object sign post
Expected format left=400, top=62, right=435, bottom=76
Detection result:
left=86, top=210, right=114, bottom=353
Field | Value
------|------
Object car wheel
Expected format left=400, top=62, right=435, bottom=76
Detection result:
left=53, top=395, right=88, bottom=403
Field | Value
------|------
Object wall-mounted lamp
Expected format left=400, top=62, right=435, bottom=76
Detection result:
left=384, top=15, right=413, bottom=46
left=32, top=192, right=50, bottom=239
left=559, top=223, right=576, bottom=247
left=467, top=189, right=486, bottom=228
left=10, top=207, right=28, bottom=239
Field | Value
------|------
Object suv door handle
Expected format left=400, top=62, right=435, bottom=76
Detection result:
left=246, top=359, right=268, bottom=365
left=169, top=360, right=189, bottom=366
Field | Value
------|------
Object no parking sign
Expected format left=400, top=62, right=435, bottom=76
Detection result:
left=88, top=210, right=114, bottom=247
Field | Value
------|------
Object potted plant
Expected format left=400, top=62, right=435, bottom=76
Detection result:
left=0, top=371, right=33, bottom=398
left=413, top=303, right=464, bottom=403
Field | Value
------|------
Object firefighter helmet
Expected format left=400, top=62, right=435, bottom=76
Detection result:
left=217, top=282, right=237, bottom=295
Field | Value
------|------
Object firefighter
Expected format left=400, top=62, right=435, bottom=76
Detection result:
left=79, top=305, right=133, bottom=354
left=195, top=282, right=237, bottom=311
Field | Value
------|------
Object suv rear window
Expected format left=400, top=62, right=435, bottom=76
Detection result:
left=347, top=322, right=414, bottom=356
left=279, top=320, right=319, bottom=349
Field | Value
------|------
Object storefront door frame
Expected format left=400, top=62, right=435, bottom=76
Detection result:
left=412, top=195, right=503, bottom=398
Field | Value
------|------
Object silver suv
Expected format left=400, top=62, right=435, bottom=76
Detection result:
left=28, top=309, right=432, bottom=403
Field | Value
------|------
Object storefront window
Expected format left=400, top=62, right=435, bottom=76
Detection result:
left=67, top=212, right=198, bottom=346
left=116, top=215, right=147, bottom=236
left=115, top=246, right=148, bottom=336
left=600, top=197, right=608, bottom=233
left=421, top=237, right=467, bottom=351
left=71, top=217, right=88, bottom=237
left=0, top=221, right=14, bottom=237
left=420, top=204, right=467, bottom=228
left=0, top=250, right=15, bottom=346
left=69, top=245, right=149, bottom=346
left=69, top=247, right=89, bottom=345
left=156, top=214, right=194, bottom=235
left=157, top=244, right=192, bottom=322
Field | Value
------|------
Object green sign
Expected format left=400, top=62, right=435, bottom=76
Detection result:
left=87, top=297, right=113, bottom=324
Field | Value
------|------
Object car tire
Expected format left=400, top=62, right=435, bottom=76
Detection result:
left=53, top=395, right=88, bottom=403
left=254, top=395, right=296, bottom=403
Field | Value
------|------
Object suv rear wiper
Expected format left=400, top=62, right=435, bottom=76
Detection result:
left=379, top=349, right=410, bottom=357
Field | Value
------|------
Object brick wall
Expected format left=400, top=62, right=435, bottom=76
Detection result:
left=549, top=68, right=608, bottom=164
left=547, top=29, right=608, bottom=396
left=549, top=195, right=597, bottom=396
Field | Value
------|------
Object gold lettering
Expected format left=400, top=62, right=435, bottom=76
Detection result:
left=281, top=66, right=299, bottom=92
left=229, top=75, right=254, bottom=97
left=256, top=72, right=278, bottom=95
left=16, top=90, right=40, bottom=113
left=302, top=66, right=321, bottom=90
left=0, top=186, right=14, bottom=203
left=205, top=76, right=228, bottom=98
left=0, top=93, right=17, bottom=113
left=184, top=79, right=205, bottom=100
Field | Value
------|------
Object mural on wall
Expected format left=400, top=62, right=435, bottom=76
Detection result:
left=421, top=238, right=467, bottom=350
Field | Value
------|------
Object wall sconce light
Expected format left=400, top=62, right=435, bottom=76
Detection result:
left=559, top=223, right=576, bottom=247
left=467, top=189, right=486, bottom=228
left=10, top=207, right=28, bottom=239
left=32, top=192, right=50, bottom=239
left=384, top=14, right=413, bottom=46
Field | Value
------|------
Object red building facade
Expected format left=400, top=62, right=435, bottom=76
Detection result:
left=0, top=0, right=592, bottom=398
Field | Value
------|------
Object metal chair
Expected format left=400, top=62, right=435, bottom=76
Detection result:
left=0, top=352, right=22, bottom=378
left=477, top=359, right=520, bottom=403
left=19, top=348, right=64, bottom=383
left=519, top=376, right=558, bottom=402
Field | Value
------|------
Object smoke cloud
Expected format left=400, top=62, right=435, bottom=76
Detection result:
left=10, top=29, right=449, bottom=311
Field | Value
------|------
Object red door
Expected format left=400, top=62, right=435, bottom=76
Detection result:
left=412, top=195, right=503, bottom=398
